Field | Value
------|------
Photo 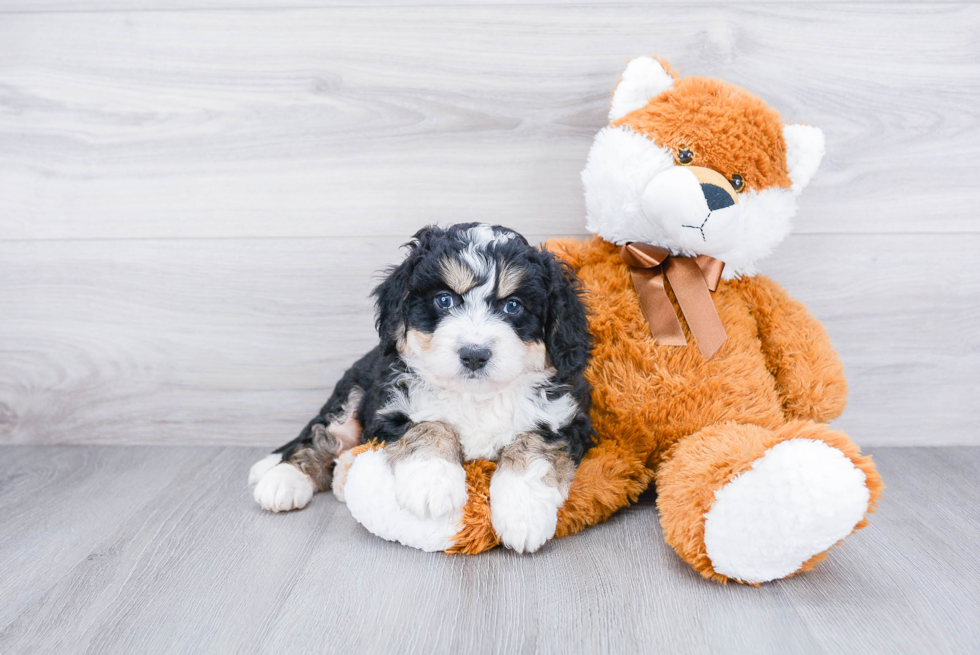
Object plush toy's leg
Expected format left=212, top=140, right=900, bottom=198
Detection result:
left=656, top=421, right=883, bottom=584
left=342, top=447, right=461, bottom=552
left=330, top=448, right=358, bottom=503
left=450, top=439, right=658, bottom=554
left=555, top=439, right=655, bottom=538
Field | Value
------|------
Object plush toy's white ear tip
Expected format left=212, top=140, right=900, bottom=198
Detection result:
left=609, top=56, right=675, bottom=122
left=783, top=124, right=825, bottom=192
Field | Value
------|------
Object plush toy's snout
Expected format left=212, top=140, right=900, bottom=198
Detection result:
left=641, top=165, right=743, bottom=256
left=689, top=167, right=738, bottom=210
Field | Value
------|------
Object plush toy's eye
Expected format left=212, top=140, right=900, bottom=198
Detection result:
left=502, top=298, right=523, bottom=316
left=676, top=147, right=694, bottom=166
left=730, top=174, right=745, bottom=193
left=434, top=291, right=459, bottom=310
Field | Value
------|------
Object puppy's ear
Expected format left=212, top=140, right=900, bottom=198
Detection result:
left=373, top=225, right=440, bottom=355
left=542, top=251, right=592, bottom=382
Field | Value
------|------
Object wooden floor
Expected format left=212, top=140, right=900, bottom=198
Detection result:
left=0, top=447, right=976, bottom=654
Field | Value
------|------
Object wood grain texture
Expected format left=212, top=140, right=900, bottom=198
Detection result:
left=0, top=4, right=978, bottom=239
left=0, top=445, right=977, bottom=653
left=0, top=447, right=214, bottom=628
left=1, top=3, right=976, bottom=447
left=770, top=235, right=980, bottom=446
left=0, top=236, right=397, bottom=446
left=1, top=233, right=977, bottom=447
left=0, top=0, right=931, bottom=11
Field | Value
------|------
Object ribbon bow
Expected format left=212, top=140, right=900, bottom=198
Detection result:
left=620, top=242, right=727, bottom=360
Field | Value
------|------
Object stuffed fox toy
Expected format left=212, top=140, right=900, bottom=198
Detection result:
left=336, top=57, right=883, bottom=584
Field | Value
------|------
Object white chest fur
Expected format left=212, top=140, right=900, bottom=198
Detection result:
left=382, top=373, right=577, bottom=461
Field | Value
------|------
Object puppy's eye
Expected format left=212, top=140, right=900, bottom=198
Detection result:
left=730, top=174, right=745, bottom=193
left=676, top=146, right=694, bottom=166
left=502, top=298, right=523, bottom=316
left=434, top=292, right=458, bottom=310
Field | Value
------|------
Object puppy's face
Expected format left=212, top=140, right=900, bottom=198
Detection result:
left=374, top=223, right=590, bottom=394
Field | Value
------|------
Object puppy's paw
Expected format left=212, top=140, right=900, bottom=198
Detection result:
left=253, top=463, right=315, bottom=512
left=490, top=460, right=565, bottom=554
left=248, top=453, right=282, bottom=485
left=392, top=456, right=468, bottom=520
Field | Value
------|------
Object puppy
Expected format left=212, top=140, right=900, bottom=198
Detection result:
left=248, top=223, right=593, bottom=552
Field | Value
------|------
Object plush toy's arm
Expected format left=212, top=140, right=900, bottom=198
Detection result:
left=738, top=275, right=848, bottom=423
left=543, top=237, right=593, bottom=272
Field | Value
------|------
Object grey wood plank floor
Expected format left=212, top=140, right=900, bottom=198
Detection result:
left=0, top=447, right=977, bottom=654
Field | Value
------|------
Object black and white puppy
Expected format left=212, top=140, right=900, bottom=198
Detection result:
left=248, top=223, right=593, bottom=552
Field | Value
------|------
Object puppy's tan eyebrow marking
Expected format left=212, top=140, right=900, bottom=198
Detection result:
left=497, top=261, right=523, bottom=298
left=439, top=257, right=477, bottom=294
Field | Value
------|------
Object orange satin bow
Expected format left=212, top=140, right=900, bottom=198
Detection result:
left=620, top=242, right=727, bottom=360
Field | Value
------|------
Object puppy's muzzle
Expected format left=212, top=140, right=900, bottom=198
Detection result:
left=458, top=345, right=492, bottom=372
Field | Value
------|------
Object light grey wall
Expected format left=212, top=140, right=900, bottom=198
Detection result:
left=1, top=3, right=977, bottom=446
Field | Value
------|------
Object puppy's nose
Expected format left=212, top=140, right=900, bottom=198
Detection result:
left=459, top=346, right=492, bottom=371
left=701, top=183, right=736, bottom=212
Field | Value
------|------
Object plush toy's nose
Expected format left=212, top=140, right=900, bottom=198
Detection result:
left=688, top=166, right=739, bottom=210
left=702, top=183, right=735, bottom=211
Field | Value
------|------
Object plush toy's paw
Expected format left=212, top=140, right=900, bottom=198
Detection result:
left=489, top=460, right=565, bottom=554
left=252, top=462, right=315, bottom=513
left=703, top=438, right=870, bottom=583
left=343, top=449, right=460, bottom=552
left=393, top=456, right=468, bottom=520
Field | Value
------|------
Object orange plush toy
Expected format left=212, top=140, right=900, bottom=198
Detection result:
left=338, top=57, right=882, bottom=584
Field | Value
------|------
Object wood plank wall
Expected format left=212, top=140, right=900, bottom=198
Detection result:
left=1, top=3, right=977, bottom=446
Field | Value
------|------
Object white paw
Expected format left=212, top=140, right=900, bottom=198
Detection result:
left=704, top=438, right=871, bottom=583
left=248, top=453, right=282, bottom=485
left=490, top=460, right=565, bottom=554
left=393, top=457, right=468, bottom=520
left=253, top=463, right=315, bottom=512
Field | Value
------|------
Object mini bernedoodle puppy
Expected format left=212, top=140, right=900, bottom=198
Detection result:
left=248, top=223, right=594, bottom=553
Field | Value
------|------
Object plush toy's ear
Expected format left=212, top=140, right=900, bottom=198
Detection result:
left=542, top=252, right=592, bottom=384
left=783, top=124, right=826, bottom=193
left=609, top=56, right=676, bottom=122
left=372, top=226, right=439, bottom=355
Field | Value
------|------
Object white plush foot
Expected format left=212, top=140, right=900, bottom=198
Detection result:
left=489, top=460, right=565, bottom=554
left=703, top=438, right=871, bottom=583
left=344, top=449, right=460, bottom=552
left=248, top=453, right=282, bottom=485
left=393, top=456, right=468, bottom=520
left=252, top=462, right=315, bottom=513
